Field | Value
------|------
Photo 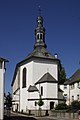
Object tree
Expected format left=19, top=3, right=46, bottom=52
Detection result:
left=37, top=95, right=44, bottom=116
left=70, top=100, right=80, bottom=112
left=59, top=66, right=66, bottom=84
left=4, top=92, right=12, bottom=117
left=37, top=95, right=44, bottom=107
left=5, top=92, right=12, bottom=110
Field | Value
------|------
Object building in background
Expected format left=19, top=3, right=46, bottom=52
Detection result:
left=11, top=15, right=64, bottom=112
left=60, top=69, right=80, bottom=105
left=0, top=58, right=8, bottom=120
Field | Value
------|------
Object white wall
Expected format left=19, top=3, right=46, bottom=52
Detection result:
left=19, top=61, right=34, bottom=112
left=33, top=59, right=58, bottom=84
left=70, top=83, right=80, bottom=103
left=12, top=70, right=20, bottom=94
left=60, top=82, right=80, bottom=105
left=27, top=92, right=39, bottom=110
left=12, top=90, right=20, bottom=111
left=20, top=88, right=28, bottom=112
left=12, top=59, right=58, bottom=111
left=0, top=68, right=5, bottom=120
left=47, top=83, right=58, bottom=98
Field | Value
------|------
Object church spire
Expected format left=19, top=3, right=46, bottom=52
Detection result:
left=34, top=9, right=47, bottom=49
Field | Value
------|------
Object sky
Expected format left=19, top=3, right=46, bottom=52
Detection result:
left=0, top=0, right=80, bottom=93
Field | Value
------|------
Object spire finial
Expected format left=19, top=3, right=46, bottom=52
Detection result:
left=38, top=5, right=41, bottom=16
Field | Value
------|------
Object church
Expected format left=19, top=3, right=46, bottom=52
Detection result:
left=11, top=15, right=64, bottom=112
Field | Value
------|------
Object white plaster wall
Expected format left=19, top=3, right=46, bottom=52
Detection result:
left=36, top=83, right=58, bottom=99
left=12, top=90, right=20, bottom=111
left=26, top=83, right=58, bottom=110
left=70, top=83, right=80, bottom=103
left=19, top=61, right=34, bottom=112
left=14, top=59, right=58, bottom=111
left=20, top=88, right=28, bottom=112
left=60, top=85, right=64, bottom=91
left=13, top=70, right=20, bottom=94
left=20, top=61, right=34, bottom=88
left=33, top=60, right=58, bottom=84
left=36, top=83, right=58, bottom=109
left=41, top=100, right=58, bottom=110
left=28, top=92, right=39, bottom=100
left=0, top=69, right=4, bottom=120
left=27, top=101, right=36, bottom=110
left=46, top=83, right=58, bottom=98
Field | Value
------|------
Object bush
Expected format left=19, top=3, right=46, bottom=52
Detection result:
left=68, top=100, right=80, bottom=112
left=55, top=103, right=68, bottom=110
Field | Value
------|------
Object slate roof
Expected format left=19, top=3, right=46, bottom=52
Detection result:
left=64, top=80, right=70, bottom=85
left=35, top=72, right=58, bottom=85
left=18, top=46, right=60, bottom=66
left=64, top=69, right=80, bottom=85
left=11, top=47, right=60, bottom=86
left=27, top=85, right=39, bottom=92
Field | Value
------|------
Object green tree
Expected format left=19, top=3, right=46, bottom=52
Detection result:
left=37, top=95, right=44, bottom=107
left=37, top=95, right=44, bottom=116
left=5, top=92, right=12, bottom=117
left=70, top=100, right=80, bottom=112
left=59, top=66, right=66, bottom=84
left=5, top=92, right=12, bottom=109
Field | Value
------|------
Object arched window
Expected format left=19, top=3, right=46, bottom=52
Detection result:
left=37, top=34, right=39, bottom=39
left=22, top=68, right=26, bottom=88
left=40, top=33, right=43, bottom=39
left=41, top=86, right=43, bottom=96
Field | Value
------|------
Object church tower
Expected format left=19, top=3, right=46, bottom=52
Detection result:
left=34, top=15, right=47, bottom=49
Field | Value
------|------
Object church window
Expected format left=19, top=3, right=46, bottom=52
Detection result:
left=18, top=70, right=20, bottom=88
left=40, top=33, right=43, bottom=39
left=41, top=86, right=43, bottom=96
left=37, top=34, right=39, bottom=39
left=77, top=94, right=79, bottom=101
left=64, top=85, right=67, bottom=89
left=22, top=68, right=26, bottom=88
left=72, top=96, right=74, bottom=101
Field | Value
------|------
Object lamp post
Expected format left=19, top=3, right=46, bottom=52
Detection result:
left=0, top=58, right=8, bottom=120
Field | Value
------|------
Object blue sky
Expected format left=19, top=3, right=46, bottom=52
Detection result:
left=0, top=0, right=80, bottom=93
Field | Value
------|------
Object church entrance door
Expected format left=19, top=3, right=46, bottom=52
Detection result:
left=50, top=101, right=54, bottom=110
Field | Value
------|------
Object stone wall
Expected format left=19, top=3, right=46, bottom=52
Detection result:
left=26, top=109, right=79, bottom=119
left=49, top=110, right=78, bottom=119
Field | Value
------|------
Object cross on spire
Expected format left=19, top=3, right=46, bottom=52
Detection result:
left=38, top=5, right=41, bottom=16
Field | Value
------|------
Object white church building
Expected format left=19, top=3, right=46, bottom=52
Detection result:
left=11, top=15, right=64, bottom=112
